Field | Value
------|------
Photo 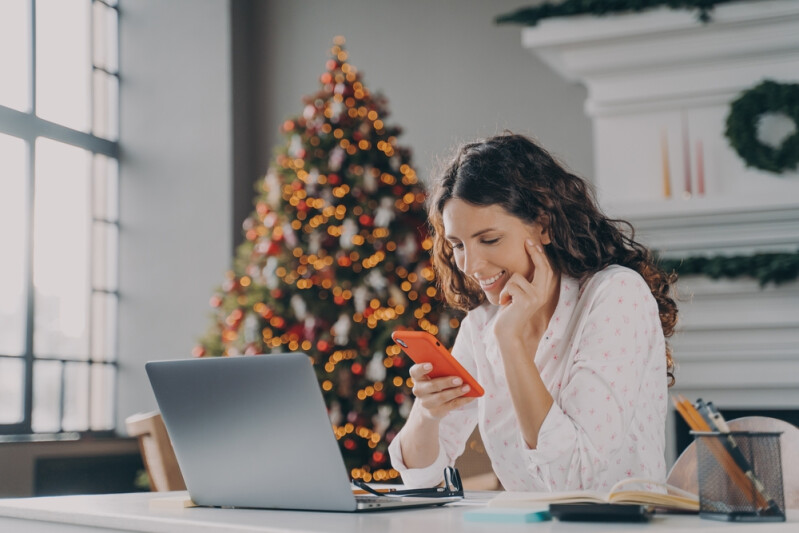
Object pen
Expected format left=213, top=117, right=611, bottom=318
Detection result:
left=704, top=402, right=781, bottom=515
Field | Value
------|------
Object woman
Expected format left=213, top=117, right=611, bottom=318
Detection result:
left=388, top=133, right=677, bottom=492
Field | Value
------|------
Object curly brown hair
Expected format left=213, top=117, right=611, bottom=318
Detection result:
left=428, top=133, right=677, bottom=386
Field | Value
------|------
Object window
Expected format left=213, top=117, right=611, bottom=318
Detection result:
left=0, top=0, right=119, bottom=435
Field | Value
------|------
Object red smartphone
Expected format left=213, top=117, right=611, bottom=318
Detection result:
left=391, top=330, right=484, bottom=397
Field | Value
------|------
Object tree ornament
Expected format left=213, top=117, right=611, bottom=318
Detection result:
left=291, top=294, right=308, bottom=320
left=725, top=80, right=799, bottom=174
left=353, top=285, right=369, bottom=313
left=329, top=146, right=345, bottom=171
left=340, top=218, right=359, bottom=250
left=366, top=352, right=387, bottom=382
left=372, top=405, right=392, bottom=436
left=288, top=134, right=303, bottom=158
left=264, top=170, right=282, bottom=209
left=332, top=313, right=352, bottom=345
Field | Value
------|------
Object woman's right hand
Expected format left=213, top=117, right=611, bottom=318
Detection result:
left=409, top=363, right=475, bottom=420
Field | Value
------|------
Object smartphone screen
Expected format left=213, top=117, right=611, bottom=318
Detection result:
left=391, top=330, right=484, bottom=397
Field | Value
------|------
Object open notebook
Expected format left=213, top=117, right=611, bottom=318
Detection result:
left=488, top=478, right=699, bottom=512
left=146, top=353, right=461, bottom=512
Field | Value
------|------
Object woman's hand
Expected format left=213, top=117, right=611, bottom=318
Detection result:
left=494, top=239, right=558, bottom=342
left=409, top=363, right=475, bottom=420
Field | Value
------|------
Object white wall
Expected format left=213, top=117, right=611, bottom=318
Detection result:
left=116, top=0, right=232, bottom=426
left=249, top=0, right=592, bottom=185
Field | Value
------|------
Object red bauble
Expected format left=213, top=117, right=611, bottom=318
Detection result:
left=266, top=241, right=281, bottom=255
left=351, top=363, right=363, bottom=375
left=358, top=214, right=373, bottom=227
left=343, top=438, right=356, bottom=451
left=372, top=451, right=385, bottom=464
left=328, top=174, right=341, bottom=185
left=317, top=340, right=331, bottom=352
left=372, top=391, right=385, bottom=402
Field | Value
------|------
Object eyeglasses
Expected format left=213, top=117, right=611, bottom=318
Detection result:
left=353, top=466, right=464, bottom=498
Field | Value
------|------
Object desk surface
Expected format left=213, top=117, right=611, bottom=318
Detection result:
left=0, top=491, right=796, bottom=533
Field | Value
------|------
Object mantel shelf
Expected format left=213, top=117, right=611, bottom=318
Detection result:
left=603, top=194, right=799, bottom=222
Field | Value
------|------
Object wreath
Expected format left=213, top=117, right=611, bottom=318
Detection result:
left=724, top=80, right=799, bottom=174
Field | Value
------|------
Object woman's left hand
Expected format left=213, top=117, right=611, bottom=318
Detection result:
left=493, top=240, right=558, bottom=343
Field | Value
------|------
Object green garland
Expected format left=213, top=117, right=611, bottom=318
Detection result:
left=658, top=250, right=799, bottom=286
left=724, top=80, right=799, bottom=174
left=495, top=0, right=738, bottom=26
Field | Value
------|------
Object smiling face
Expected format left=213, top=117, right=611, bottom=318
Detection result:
left=442, top=199, right=550, bottom=306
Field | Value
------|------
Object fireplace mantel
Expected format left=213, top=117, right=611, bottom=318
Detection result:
left=520, top=0, right=799, bottom=447
left=521, top=0, right=799, bottom=225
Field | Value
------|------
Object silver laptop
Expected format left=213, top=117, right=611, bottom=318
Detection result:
left=145, top=353, right=462, bottom=512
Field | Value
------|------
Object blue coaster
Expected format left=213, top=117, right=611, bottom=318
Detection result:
left=463, top=507, right=552, bottom=523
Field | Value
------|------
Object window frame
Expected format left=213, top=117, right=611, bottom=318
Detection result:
left=0, top=0, right=120, bottom=436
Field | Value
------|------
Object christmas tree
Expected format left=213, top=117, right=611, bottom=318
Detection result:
left=196, top=37, right=459, bottom=482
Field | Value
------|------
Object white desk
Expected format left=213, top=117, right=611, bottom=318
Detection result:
left=0, top=491, right=796, bottom=533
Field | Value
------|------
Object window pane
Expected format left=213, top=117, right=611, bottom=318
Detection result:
left=36, top=0, right=91, bottom=131
left=92, top=1, right=118, bottom=74
left=0, top=0, right=31, bottom=111
left=92, top=69, right=119, bottom=140
left=93, top=154, right=118, bottom=222
left=32, top=359, right=62, bottom=432
left=91, top=292, right=117, bottom=362
left=0, top=134, right=28, bottom=356
left=62, top=362, right=89, bottom=431
left=92, top=222, right=118, bottom=292
left=0, top=358, right=25, bottom=424
left=33, top=138, right=91, bottom=359
left=90, top=363, right=114, bottom=430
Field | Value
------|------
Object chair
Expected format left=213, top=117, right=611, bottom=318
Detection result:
left=125, top=411, right=186, bottom=492
left=667, top=416, right=799, bottom=509
left=455, top=428, right=501, bottom=490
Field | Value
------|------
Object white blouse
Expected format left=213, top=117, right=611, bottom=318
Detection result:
left=388, top=265, right=668, bottom=491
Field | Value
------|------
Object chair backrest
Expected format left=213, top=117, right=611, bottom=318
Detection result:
left=125, top=411, right=186, bottom=492
left=667, top=416, right=799, bottom=509
left=454, top=428, right=501, bottom=490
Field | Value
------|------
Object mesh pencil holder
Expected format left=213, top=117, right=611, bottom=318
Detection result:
left=692, top=431, right=785, bottom=522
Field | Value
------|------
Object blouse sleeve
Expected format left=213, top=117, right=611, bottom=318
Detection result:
left=520, top=270, right=666, bottom=490
left=388, top=313, right=481, bottom=488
